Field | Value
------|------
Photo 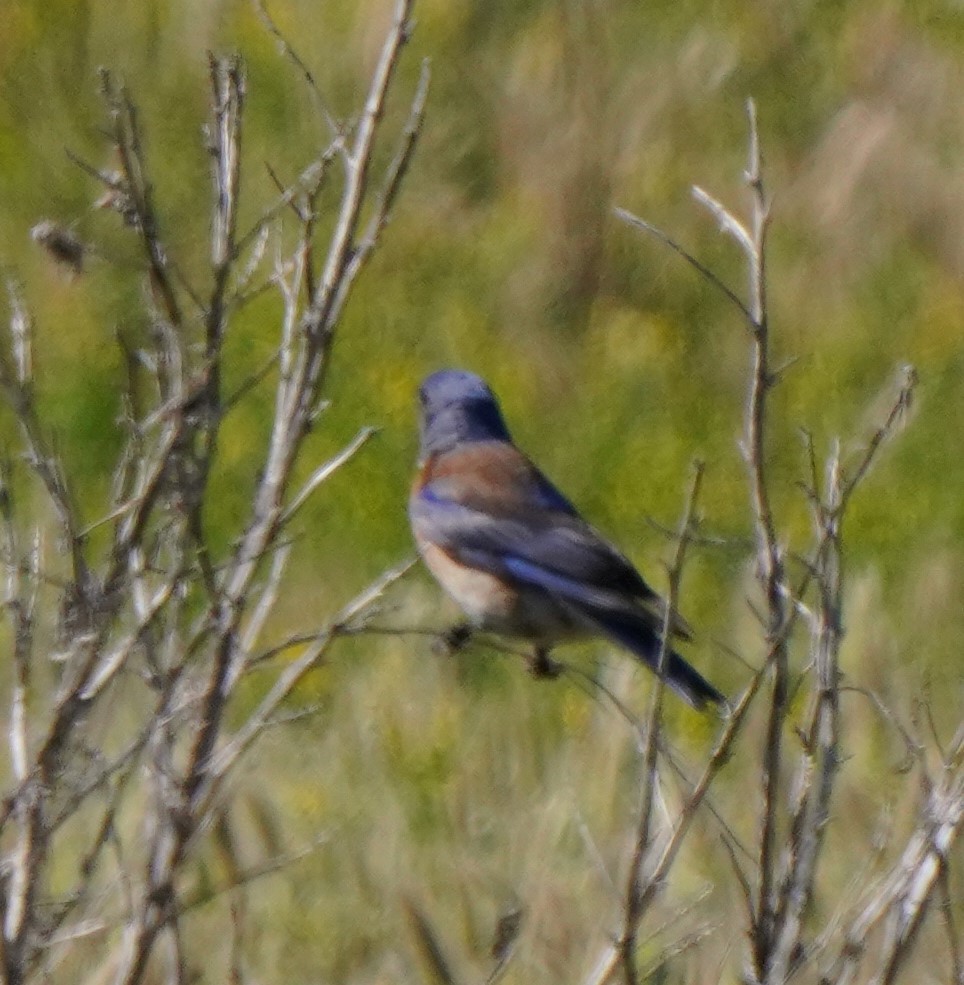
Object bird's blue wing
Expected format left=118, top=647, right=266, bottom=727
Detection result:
left=411, top=441, right=663, bottom=610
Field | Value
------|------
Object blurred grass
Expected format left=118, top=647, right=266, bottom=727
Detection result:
left=1, top=0, right=962, bottom=980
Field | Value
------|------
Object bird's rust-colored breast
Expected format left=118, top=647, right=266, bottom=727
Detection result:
left=415, top=443, right=544, bottom=512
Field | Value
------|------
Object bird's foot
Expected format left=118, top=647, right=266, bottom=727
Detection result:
left=528, top=648, right=563, bottom=680
left=433, top=622, right=473, bottom=657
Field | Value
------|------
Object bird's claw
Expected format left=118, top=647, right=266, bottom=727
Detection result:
left=528, top=649, right=563, bottom=680
left=433, top=622, right=473, bottom=657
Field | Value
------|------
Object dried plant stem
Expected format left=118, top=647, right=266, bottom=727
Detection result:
left=619, top=462, right=704, bottom=984
left=0, top=4, right=425, bottom=983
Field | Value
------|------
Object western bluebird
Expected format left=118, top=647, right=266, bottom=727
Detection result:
left=409, top=369, right=725, bottom=710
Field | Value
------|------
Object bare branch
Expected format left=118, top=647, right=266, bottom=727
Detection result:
left=691, top=185, right=754, bottom=256
left=826, top=761, right=964, bottom=985
left=209, top=557, right=415, bottom=790
left=838, top=364, right=917, bottom=511
left=279, top=425, right=378, bottom=527
left=612, top=207, right=751, bottom=321
left=251, top=0, right=344, bottom=140
left=619, top=462, right=705, bottom=984
left=0, top=7, right=425, bottom=983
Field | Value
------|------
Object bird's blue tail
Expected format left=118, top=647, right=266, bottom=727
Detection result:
left=585, top=608, right=725, bottom=711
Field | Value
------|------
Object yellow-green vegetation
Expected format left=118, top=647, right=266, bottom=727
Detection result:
left=0, top=0, right=962, bottom=981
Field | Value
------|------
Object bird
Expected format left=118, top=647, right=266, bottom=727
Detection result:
left=409, top=368, right=725, bottom=711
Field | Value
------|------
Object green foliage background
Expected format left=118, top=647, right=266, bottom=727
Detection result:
left=0, top=0, right=962, bottom=980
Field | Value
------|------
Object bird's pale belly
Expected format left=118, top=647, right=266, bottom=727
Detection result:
left=418, top=541, right=587, bottom=643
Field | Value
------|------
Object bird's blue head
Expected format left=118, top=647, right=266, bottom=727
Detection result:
left=417, top=369, right=512, bottom=458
